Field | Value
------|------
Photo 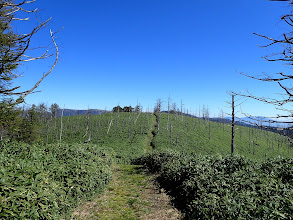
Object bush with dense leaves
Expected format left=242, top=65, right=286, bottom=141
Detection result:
left=133, top=151, right=293, bottom=219
left=0, top=142, right=112, bottom=219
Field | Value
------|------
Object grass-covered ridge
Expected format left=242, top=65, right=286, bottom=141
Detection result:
left=133, top=150, right=293, bottom=219
left=0, top=142, right=112, bottom=219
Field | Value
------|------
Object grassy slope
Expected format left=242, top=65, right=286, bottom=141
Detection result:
left=43, top=112, right=155, bottom=163
left=152, top=113, right=293, bottom=160
left=29, top=112, right=292, bottom=218
left=42, top=112, right=293, bottom=160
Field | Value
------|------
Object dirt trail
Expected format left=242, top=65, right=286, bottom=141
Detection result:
left=72, top=164, right=181, bottom=219
left=72, top=114, right=181, bottom=219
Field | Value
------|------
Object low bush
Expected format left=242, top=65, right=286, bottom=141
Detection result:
left=133, top=151, right=293, bottom=219
left=0, top=142, right=112, bottom=219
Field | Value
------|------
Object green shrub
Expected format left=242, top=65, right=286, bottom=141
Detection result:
left=0, top=142, right=112, bottom=219
left=134, top=151, right=293, bottom=219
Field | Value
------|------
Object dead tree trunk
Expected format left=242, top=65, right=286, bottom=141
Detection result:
left=59, top=108, right=64, bottom=144
left=231, top=95, right=235, bottom=155
left=170, top=124, right=172, bottom=145
left=107, top=119, right=113, bottom=135
left=209, top=119, right=211, bottom=141
left=167, top=96, right=171, bottom=130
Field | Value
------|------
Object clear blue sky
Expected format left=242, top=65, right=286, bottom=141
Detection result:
left=13, top=0, right=292, bottom=117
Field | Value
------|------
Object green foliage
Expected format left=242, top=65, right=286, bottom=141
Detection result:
left=123, top=106, right=134, bottom=112
left=134, top=151, right=293, bottom=219
left=0, top=142, right=112, bottom=219
left=0, top=102, right=50, bottom=143
left=0, top=9, right=18, bottom=95
left=2, top=110, right=293, bottom=218
left=0, top=99, right=21, bottom=140
left=112, top=105, right=123, bottom=112
left=17, top=105, right=41, bottom=143
left=50, top=103, right=59, bottom=118
left=113, top=105, right=135, bottom=112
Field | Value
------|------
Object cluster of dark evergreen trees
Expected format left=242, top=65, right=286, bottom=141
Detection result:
left=0, top=102, right=60, bottom=143
left=112, top=105, right=141, bottom=112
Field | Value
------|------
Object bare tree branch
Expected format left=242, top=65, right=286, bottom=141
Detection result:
left=0, top=0, right=59, bottom=105
left=15, top=29, right=58, bottom=104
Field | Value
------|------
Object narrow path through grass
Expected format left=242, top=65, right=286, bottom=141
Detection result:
left=72, top=114, right=180, bottom=219
left=72, top=164, right=181, bottom=219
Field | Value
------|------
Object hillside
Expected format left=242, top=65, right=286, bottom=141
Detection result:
left=42, top=112, right=293, bottom=160
left=3, top=111, right=292, bottom=218
left=42, top=112, right=155, bottom=162
left=151, top=112, right=293, bottom=160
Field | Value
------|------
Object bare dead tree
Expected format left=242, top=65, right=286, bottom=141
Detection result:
left=232, top=1, right=293, bottom=132
left=84, top=131, right=91, bottom=144
left=170, top=123, right=173, bottom=145
left=219, top=109, right=225, bottom=131
left=107, top=119, right=113, bottom=135
left=59, top=107, right=64, bottom=144
left=154, top=98, right=163, bottom=113
left=181, top=99, right=184, bottom=122
left=171, top=102, right=177, bottom=118
left=154, top=98, right=163, bottom=134
left=231, top=95, right=235, bottom=154
left=0, top=0, right=59, bottom=105
left=167, top=95, right=171, bottom=130
left=139, top=105, right=143, bottom=134
left=226, top=92, right=246, bottom=154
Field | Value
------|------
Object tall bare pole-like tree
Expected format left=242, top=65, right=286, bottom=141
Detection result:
left=59, top=106, right=64, bottom=144
left=167, top=95, right=171, bottom=130
left=226, top=92, right=245, bottom=155
left=154, top=98, right=162, bottom=113
left=181, top=99, right=184, bottom=122
left=231, top=95, right=235, bottom=154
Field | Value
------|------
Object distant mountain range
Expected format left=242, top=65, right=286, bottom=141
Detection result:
left=210, top=117, right=254, bottom=127
left=224, top=116, right=289, bottom=128
left=56, top=109, right=109, bottom=117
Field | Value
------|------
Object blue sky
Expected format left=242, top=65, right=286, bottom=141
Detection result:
left=13, top=0, right=292, bottom=117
